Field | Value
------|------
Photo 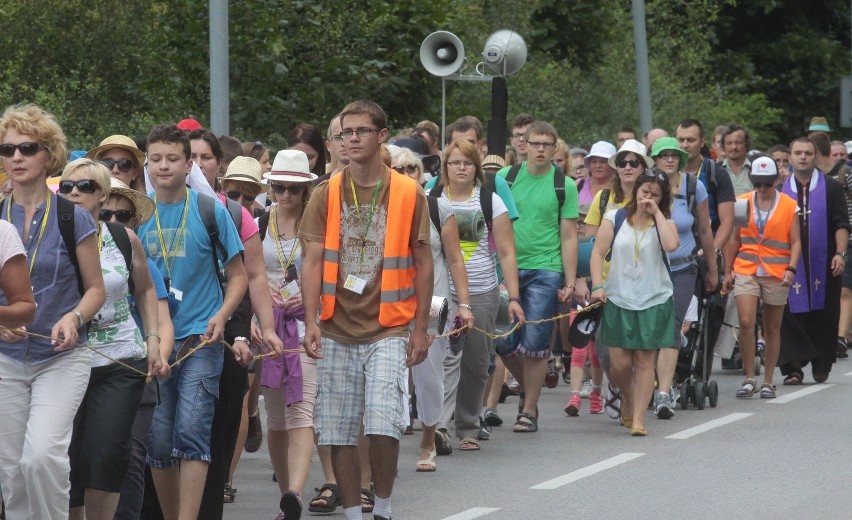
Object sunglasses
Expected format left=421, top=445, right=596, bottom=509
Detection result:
left=100, top=157, right=135, bottom=172
left=0, top=142, right=43, bottom=157
left=394, top=164, right=419, bottom=174
left=657, top=151, right=680, bottom=160
left=99, top=209, right=135, bottom=224
left=616, top=159, right=642, bottom=168
left=58, top=179, right=100, bottom=194
left=226, top=190, right=256, bottom=202
left=270, top=184, right=306, bottom=195
left=639, top=170, right=669, bottom=183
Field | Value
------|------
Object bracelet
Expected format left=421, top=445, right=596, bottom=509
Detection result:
left=591, top=284, right=604, bottom=292
left=785, top=265, right=797, bottom=274
left=233, top=336, right=249, bottom=344
left=144, top=333, right=161, bottom=341
left=508, top=297, right=521, bottom=304
left=564, top=283, right=575, bottom=289
left=458, top=303, right=472, bottom=311
left=72, top=310, right=84, bottom=328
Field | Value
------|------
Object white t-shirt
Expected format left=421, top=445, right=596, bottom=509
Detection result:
left=430, top=197, right=453, bottom=302
left=0, top=219, right=25, bottom=269
left=438, top=187, right=508, bottom=295
left=259, top=211, right=305, bottom=340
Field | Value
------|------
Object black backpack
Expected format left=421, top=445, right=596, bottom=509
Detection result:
left=503, top=163, right=566, bottom=227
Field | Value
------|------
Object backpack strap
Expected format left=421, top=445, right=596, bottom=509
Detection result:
left=197, top=193, right=229, bottom=294
left=505, top=164, right=523, bottom=186
left=605, top=207, right=670, bottom=276
left=428, top=184, right=444, bottom=198
left=686, top=172, right=701, bottom=251
left=55, top=196, right=85, bottom=296
left=483, top=172, right=497, bottom=194
left=554, top=170, right=566, bottom=225
left=707, top=159, right=718, bottom=197
left=598, top=188, right=610, bottom=222
left=427, top=195, right=441, bottom=237
left=104, top=221, right=135, bottom=295
left=258, top=211, right=270, bottom=241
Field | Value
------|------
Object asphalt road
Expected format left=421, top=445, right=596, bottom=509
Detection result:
left=224, top=358, right=852, bottom=520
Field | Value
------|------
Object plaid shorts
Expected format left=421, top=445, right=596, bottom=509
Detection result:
left=315, top=336, right=408, bottom=445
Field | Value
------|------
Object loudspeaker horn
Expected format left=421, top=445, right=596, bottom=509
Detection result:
left=420, top=31, right=465, bottom=77
left=482, top=30, right=527, bottom=76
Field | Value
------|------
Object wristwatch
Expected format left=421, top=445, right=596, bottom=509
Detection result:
left=233, top=336, right=249, bottom=344
left=836, top=252, right=848, bottom=261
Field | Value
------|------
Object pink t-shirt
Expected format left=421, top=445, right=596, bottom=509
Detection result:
left=217, top=193, right=259, bottom=242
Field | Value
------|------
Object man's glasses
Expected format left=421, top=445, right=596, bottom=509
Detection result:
left=527, top=141, right=556, bottom=150
left=270, top=184, right=306, bottom=195
left=99, top=209, right=135, bottom=224
left=0, top=142, right=43, bottom=157
left=340, top=128, right=379, bottom=139
left=511, top=133, right=525, bottom=140
left=100, top=157, right=135, bottom=172
left=394, top=164, right=419, bottom=174
left=226, top=190, right=256, bottom=202
left=58, top=179, right=100, bottom=194
left=616, top=159, right=642, bottom=168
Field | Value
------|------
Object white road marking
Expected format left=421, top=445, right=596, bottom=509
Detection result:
left=666, top=413, right=752, bottom=439
left=441, top=508, right=501, bottom=520
left=843, top=370, right=852, bottom=376
left=768, top=384, right=835, bottom=404
left=529, top=453, right=645, bottom=490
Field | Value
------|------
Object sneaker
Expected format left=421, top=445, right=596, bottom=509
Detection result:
left=483, top=408, right=503, bottom=427
left=564, top=393, right=581, bottom=416
left=279, top=490, right=302, bottom=520
left=604, top=384, right=622, bottom=419
left=579, top=379, right=593, bottom=398
left=477, top=417, right=491, bottom=440
left=544, top=359, right=559, bottom=388
left=654, top=392, right=674, bottom=419
left=838, top=337, right=849, bottom=359
left=589, top=390, right=603, bottom=414
left=245, top=412, right=263, bottom=453
left=561, top=353, right=571, bottom=384
left=373, top=516, right=391, bottom=520
left=435, top=428, right=452, bottom=456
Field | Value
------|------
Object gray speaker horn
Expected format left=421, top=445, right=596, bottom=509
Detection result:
left=482, top=30, right=527, bottom=76
left=420, top=31, right=465, bottom=77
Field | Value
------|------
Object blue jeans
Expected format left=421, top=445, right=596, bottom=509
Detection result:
left=147, top=338, right=223, bottom=467
left=506, top=269, right=563, bottom=359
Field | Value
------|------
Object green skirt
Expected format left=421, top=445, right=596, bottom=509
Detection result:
left=600, top=298, right=675, bottom=350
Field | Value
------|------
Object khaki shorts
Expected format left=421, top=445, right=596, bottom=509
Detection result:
left=733, top=273, right=790, bottom=306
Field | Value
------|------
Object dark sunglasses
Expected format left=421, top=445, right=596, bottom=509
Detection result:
left=0, top=142, right=43, bottom=157
left=616, top=159, right=642, bottom=168
left=394, top=164, right=419, bottom=174
left=639, top=170, right=669, bottom=183
left=657, top=151, right=680, bottom=160
left=58, top=179, right=100, bottom=194
left=270, top=184, right=306, bottom=195
left=226, top=190, right=256, bottom=202
left=100, top=157, right=135, bottom=172
left=99, top=209, right=135, bottom=223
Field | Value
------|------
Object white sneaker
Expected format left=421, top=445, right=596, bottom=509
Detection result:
left=579, top=379, right=593, bottom=398
left=605, top=384, right=622, bottom=419
left=655, top=392, right=674, bottom=419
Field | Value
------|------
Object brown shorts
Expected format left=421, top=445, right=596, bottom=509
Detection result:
left=733, top=273, right=790, bottom=306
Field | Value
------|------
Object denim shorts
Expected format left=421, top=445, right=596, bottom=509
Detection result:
left=505, top=269, right=563, bottom=359
left=146, top=338, right=223, bottom=467
left=314, top=336, right=407, bottom=445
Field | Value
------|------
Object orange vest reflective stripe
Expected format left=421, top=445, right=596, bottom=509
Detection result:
left=320, top=169, right=418, bottom=327
left=734, top=191, right=796, bottom=279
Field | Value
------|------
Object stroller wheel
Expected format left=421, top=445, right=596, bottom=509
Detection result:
left=754, top=356, right=762, bottom=376
left=695, top=381, right=705, bottom=410
left=708, top=380, right=719, bottom=408
left=680, top=381, right=692, bottom=410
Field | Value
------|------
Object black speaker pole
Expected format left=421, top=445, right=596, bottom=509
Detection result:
left=487, top=76, right=508, bottom=157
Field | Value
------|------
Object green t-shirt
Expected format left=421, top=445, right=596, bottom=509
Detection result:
left=497, top=162, right=579, bottom=271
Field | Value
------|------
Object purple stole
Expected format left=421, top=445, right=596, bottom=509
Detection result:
left=782, top=171, right=828, bottom=312
left=260, top=305, right=305, bottom=406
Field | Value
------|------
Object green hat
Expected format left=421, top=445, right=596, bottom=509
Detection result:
left=650, top=136, right=688, bottom=171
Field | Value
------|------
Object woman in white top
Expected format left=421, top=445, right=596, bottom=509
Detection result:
left=590, top=170, right=679, bottom=436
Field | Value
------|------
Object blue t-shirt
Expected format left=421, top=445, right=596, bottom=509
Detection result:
left=424, top=174, right=519, bottom=221
left=670, top=172, right=708, bottom=270
left=138, top=190, right=244, bottom=339
left=130, top=258, right=169, bottom=332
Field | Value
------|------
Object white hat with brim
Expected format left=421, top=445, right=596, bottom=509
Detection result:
left=608, top=139, right=654, bottom=169
left=86, top=135, right=146, bottom=170
left=584, top=141, right=617, bottom=169
left=264, top=150, right=317, bottom=183
left=222, top=156, right=265, bottom=186
left=108, top=177, right=155, bottom=224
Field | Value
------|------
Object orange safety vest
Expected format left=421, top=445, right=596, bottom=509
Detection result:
left=320, top=169, right=418, bottom=327
left=734, top=191, right=796, bottom=279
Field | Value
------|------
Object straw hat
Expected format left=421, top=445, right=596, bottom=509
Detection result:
left=264, top=150, right=317, bottom=183
left=108, top=177, right=155, bottom=224
left=221, top=156, right=265, bottom=186
left=86, top=135, right=145, bottom=169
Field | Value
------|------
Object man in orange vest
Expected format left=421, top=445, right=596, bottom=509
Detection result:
left=300, top=100, right=433, bottom=520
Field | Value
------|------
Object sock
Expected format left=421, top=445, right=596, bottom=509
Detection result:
left=592, top=384, right=602, bottom=393
left=373, top=496, right=392, bottom=518
left=344, top=506, right=362, bottom=520
left=570, top=390, right=580, bottom=396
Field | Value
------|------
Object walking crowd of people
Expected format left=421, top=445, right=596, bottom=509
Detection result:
left=0, top=100, right=849, bottom=520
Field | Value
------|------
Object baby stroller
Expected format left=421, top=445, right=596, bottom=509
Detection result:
left=676, top=257, right=723, bottom=410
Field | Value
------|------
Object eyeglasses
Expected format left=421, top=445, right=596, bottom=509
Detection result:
left=394, top=164, right=419, bottom=174
left=100, top=157, right=135, bottom=172
left=527, top=141, right=556, bottom=150
left=99, top=209, right=135, bottom=224
left=340, top=128, right=379, bottom=139
left=58, top=179, right=101, bottom=194
left=0, top=142, right=43, bottom=157
left=447, top=160, right=475, bottom=169
left=270, top=184, right=306, bottom=195
left=639, top=170, right=669, bottom=183
left=331, top=134, right=344, bottom=142
left=616, top=159, right=642, bottom=168
left=226, top=190, right=256, bottom=202
left=657, top=151, right=680, bottom=160
left=511, top=133, right=525, bottom=140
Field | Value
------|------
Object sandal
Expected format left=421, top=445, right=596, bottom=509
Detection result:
left=736, top=379, right=756, bottom=398
left=620, top=415, right=633, bottom=428
left=434, top=428, right=452, bottom=456
left=223, top=483, right=237, bottom=504
left=759, top=383, right=777, bottom=399
left=307, top=483, right=340, bottom=513
left=630, top=427, right=648, bottom=436
left=512, top=412, right=538, bottom=433
left=416, top=449, right=437, bottom=471
left=783, top=369, right=803, bottom=386
left=360, top=487, right=375, bottom=513
left=459, top=436, right=481, bottom=451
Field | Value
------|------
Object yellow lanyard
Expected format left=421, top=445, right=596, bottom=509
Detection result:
left=633, top=218, right=652, bottom=263
left=7, top=193, right=51, bottom=275
left=98, top=222, right=103, bottom=252
left=153, top=189, right=190, bottom=282
left=446, top=184, right=475, bottom=202
left=348, top=172, right=382, bottom=265
left=269, top=209, right=299, bottom=273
